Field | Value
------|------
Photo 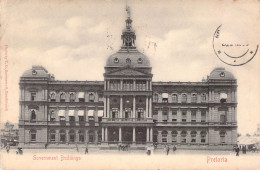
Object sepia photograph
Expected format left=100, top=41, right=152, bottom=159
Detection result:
left=0, top=0, right=260, bottom=169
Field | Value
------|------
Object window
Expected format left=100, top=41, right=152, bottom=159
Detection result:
left=31, top=110, right=36, bottom=121
left=89, top=131, right=95, bottom=143
left=31, top=92, right=36, bottom=101
left=78, top=92, right=85, bottom=102
left=137, top=58, right=143, bottom=64
left=172, top=94, right=178, bottom=103
left=162, top=93, right=168, bottom=103
left=201, top=110, right=206, bottom=122
left=172, top=110, right=177, bottom=122
left=172, top=131, right=177, bottom=143
left=69, top=130, right=75, bottom=142
left=50, top=130, right=55, bottom=142
left=162, top=131, right=168, bottom=143
left=220, top=131, right=226, bottom=144
left=220, top=92, right=227, bottom=103
left=181, top=131, right=187, bottom=143
left=69, top=116, right=75, bottom=122
left=79, top=116, right=84, bottom=122
left=162, top=110, right=168, bottom=122
left=114, top=58, right=119, bottom=63
left=191, top=110, right=196, bottom=122
left=191, top=94, right=197, bottom=103
left=32, top=70, right=37, bottom=75
left=153, top=94, right=159, bottom=102
left=79, top=130, right=85, bottom=143
left=59, top=130, right=66, bottom=143
left=50, top=110, right=55, bottom=121
left=98, top=130, right=102, bottom=143
left=191, top=131, right=197, bottom=143
left=182, top=111, right=187, bottom=122
left=201, top=131, right=206, bottom=143
left=30, top=130, right=36, bottom=142
left=220, top=113, right=226, bottom=124
left=201, top=94, right=206, bottom=103
left=89, top=93, right=95, bottom=102
left=182, top=94, right=187, bottom=103
left=50, top=92, right=56, bottom=102
left=60, top=92, right=66, bottom=102
left=153, top=131, right=158, bottom=142
left=70, top=93, right=75, bottom=102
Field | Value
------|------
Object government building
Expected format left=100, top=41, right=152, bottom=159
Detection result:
left=18, top=7, right=237, bottom=150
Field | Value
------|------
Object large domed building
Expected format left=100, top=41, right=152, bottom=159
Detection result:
left=18, top=6, right=237, bottom=150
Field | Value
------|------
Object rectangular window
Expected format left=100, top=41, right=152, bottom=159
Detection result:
left=79, top=135, right=84, bottom=142
left=59, top=116, right=65, bottom=121
left=31, top=92, right=36, bottom=101
left=70, top=135, right=75, bottom=142
left=60, top=135, right=65, bottom=142
left=172, top=137, right=177, bottom=143
left=182, top=111, right=187, bottom=122
left=181, top=138, right=186, bottom=143
left=220, top=114, right=226, bottom=124
left=31, top=134, right=36, bottom=141
left=191, top=138, right=196, bottom=143
left=201, top=111, right=206, bottom=122
left=79, top=116, right=84, bottom=122
left=191, top=110, right=196, bottom=122
left=69, top=116, right=75, bottom=122
left=50, top=134, right=55, bottom=142
left=79, top=98, right=85, bottom=102
left=172, top=111, right=177, bottom=122
left=201, top=139, right=206, bottom=143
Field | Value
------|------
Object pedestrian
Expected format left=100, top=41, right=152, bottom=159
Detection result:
left=6, top=144, right=10, bottom=153
left=242, top=145, right=246, bottom=154
left=45, top=143, right=48, bottom=149
left=235, top=146, right=240, bottom=156
left=173, top=145, right=177, bottom=153
left=76, top=144, right=79, bottom=152
left=85, top=146, right=88, bottom=154
left=166, top=145, right=170, bottom=155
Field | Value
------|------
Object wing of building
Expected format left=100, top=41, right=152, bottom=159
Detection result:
left=18, top=7, right=237, bottom=150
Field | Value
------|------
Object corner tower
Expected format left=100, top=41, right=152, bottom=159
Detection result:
left=102, top=6, right=154, bottom=145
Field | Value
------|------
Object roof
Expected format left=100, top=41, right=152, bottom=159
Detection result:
left=208, top=67, right=235, bottom=80
left=21, top=65, right=49, bottom=78
left=105, top=48, right=151, bottom=68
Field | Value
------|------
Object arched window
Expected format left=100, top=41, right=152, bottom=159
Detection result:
left=171, top=131, right=178, bottom=143
left=201, top=93, right=206, bottom=103
left=126, top=58, right=131, bottom=64
left=50, top=130, right=56, bottom=142
left=181, top=131, right=187, bottom=143
left=162, top=131, right=168, bottom=143
left=31, top=109, right=36, bottom=121
left=50, top=92, right=56, bottom=102
left=89, top=93, right=95, bottom=102
left=190, top=131, right=197, bottom=143
left=154, top=94, right=159, bottom=102
left=59, top=130, right=66, bottom=143
left=220, top=131, right=226, bottom=144
left=60, top=92, right=66, bottom=102
left=30, top=129, right=36, bottom=142
left=181, top=94, right=187, bottom=103
left=69, top=130, right=75, bottom=143
left=78, top=130, right=85, bottom=143
left=172, top=94, right=178, bottom=103
left=200, top=131, right=207, bottom=143
left=50, top=110, right=55, bottom=121
left=191, top=94, right=197, bottom=103
left=70, top=93, right=75, bottom=102
left=220, top=92, right=227, bottom=103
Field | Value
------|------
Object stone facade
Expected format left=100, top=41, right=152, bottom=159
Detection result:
left=18, top=8, right=237, bottom=150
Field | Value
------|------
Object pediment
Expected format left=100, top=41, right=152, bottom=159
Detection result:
left=108, top=68, right=147, bottom=76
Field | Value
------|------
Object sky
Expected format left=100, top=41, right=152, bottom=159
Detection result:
left=0, top=0, right=260, bottom=135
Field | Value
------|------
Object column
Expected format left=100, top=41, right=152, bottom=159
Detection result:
left=102, top=127, right=104, bottom=142
left=150, top=80, right=152, bottom=90
left=107, top=80, right=110, bottom=90
left=167, top=131, right=172, bottom=143
left=75, top=129, right=79, bottom=143
left=120, top=80, right=123, bottom=90
left=55, top=129, right=59, bottom=144
left=105, top=127, right=108, bottom=142
left=209, top=91, right=212, bottom=102
left=104, top=96, right=107, bottom=118
left=95, top=130, right=98, bottom=144
left=149, top=97, right=152, bottom=118
left=150, top=128, right=153, bottom=142
left=146, top=96, right=148, bottom=118
left=133, top=79, right=136, bottom=90
left=146, top=127, right=149, bottom=142
left=133, top=96, right=136, bottom=119
left=119, top=127, right=122, bottom=142
left=212, top=91, right=215, bottom=102
left=66, top=129, right=69, bottom=144
left=120, top=96, right=123, bottom=118
left=146, top=80, right=149, bottom=90
left=133, top=127, right=136, bottom=142
left=107, top=96, right=110, bottom=118
left=196, top=130, right=201, bottom=144
left=158, top=131, right=162, bottom=143
left=104, top=80, right=107, bottom=90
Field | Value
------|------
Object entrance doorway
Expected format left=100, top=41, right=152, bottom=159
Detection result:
left=122, top=127, right=133, bottom=143
left=108, top=127, right=119, bottom=143
left=136, top=127, right=146, bottom=144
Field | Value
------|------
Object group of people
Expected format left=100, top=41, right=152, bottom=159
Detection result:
left=3, top=144, right=23, bottom=155
left=234, top=144, right=247, bottom=156
left=164, top=145, right=177, bottom=155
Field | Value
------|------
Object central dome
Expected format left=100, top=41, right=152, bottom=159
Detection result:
left=106, top=48, right=151, bottom=68
left=105, top=6, right=151, bottom=68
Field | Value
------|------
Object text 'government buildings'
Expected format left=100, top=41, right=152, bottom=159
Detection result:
left=18, top=7, right=237, bottom=150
